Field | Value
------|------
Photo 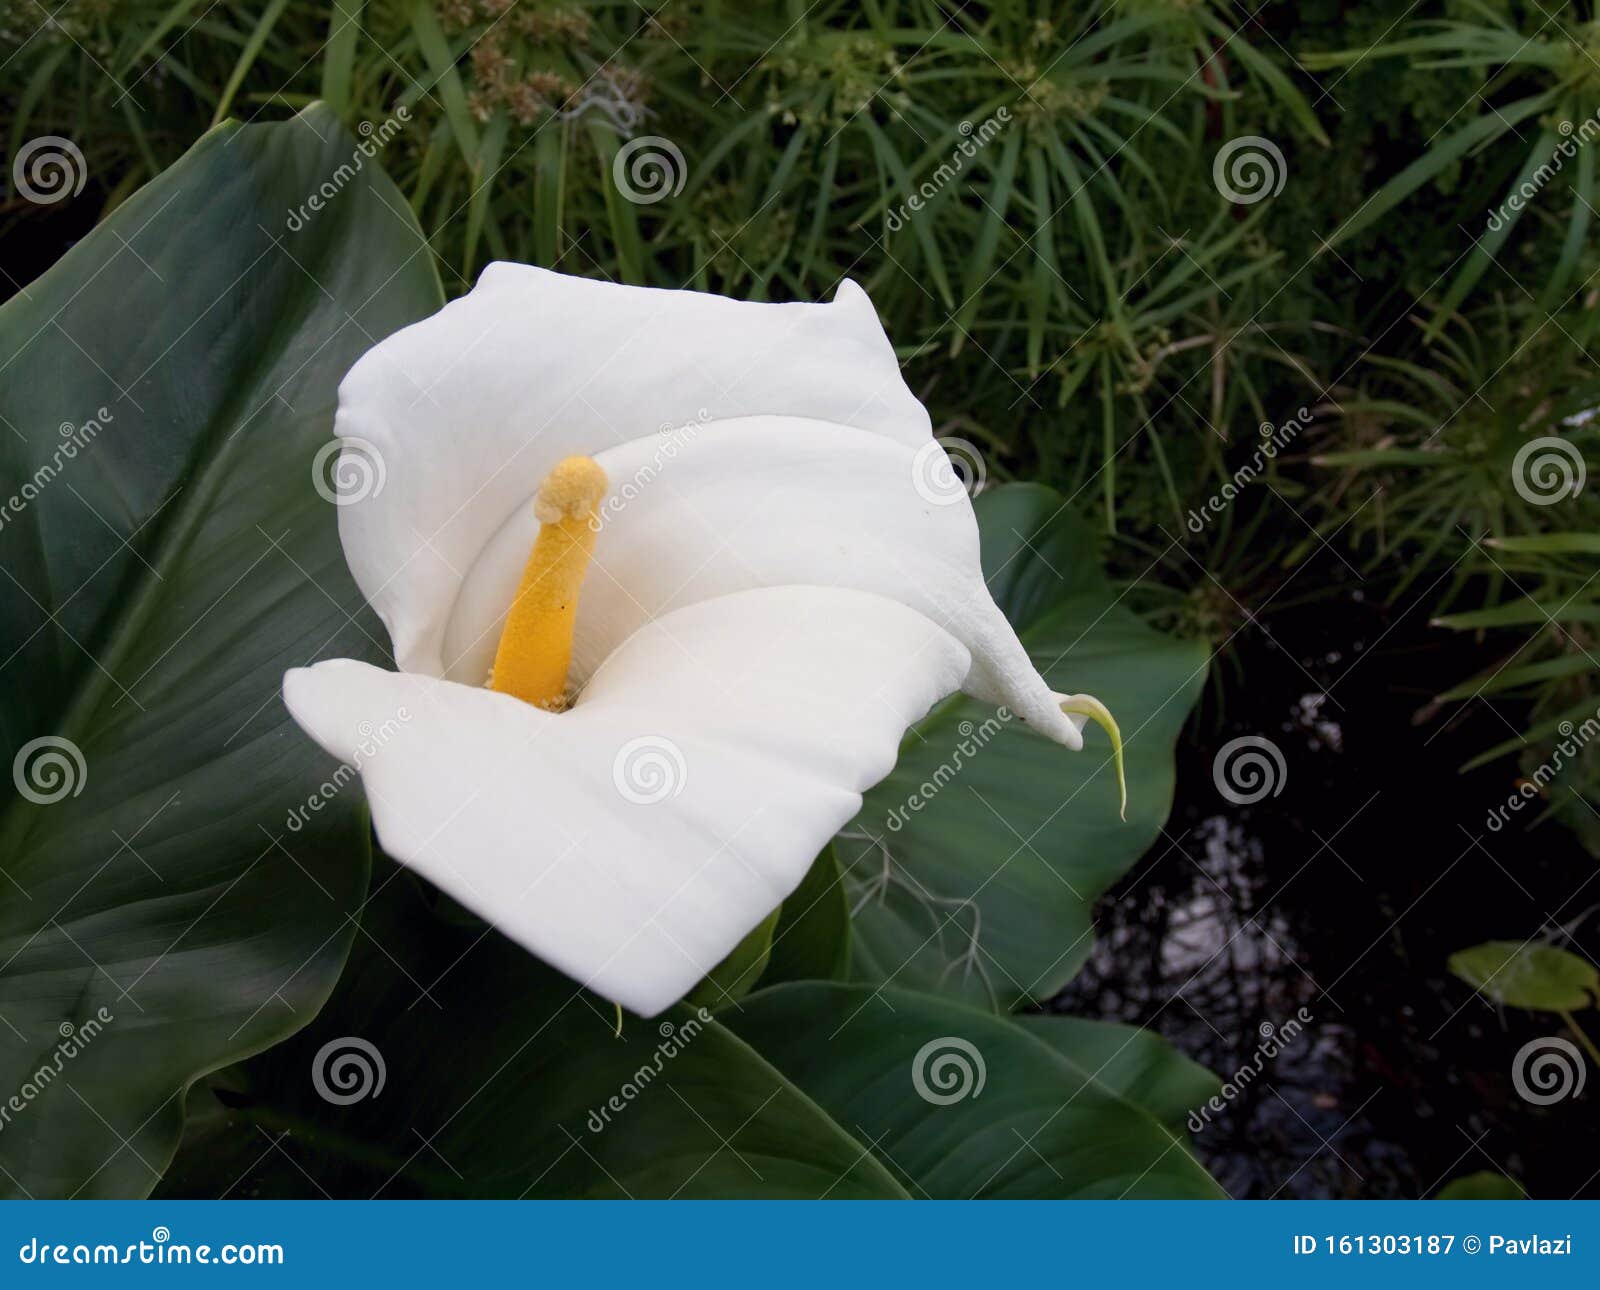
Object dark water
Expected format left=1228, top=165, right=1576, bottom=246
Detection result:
left=1052, top=582, right=1600, bottom=1199
left=0, top=195, right=102, bottom=300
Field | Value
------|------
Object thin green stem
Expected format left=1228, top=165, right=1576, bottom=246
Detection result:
left=1558, top=1010, right=1600, bottom=1069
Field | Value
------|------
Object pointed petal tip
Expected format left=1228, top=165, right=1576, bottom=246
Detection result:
left=1057, top=693, right=1128, bottom=821
left=833, top=277, right=868, bottom=304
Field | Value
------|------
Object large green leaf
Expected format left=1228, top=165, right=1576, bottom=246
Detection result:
left=844, top=484, right=1207, bottom=1008
left=1448, top=941, right=1600, bottom=1013
left=0, top=104, right=442, bottom=1198
left=157, top=870, right=907, bottom=1199
left=1016, top=1014, right=1221, bottom=1133
left=729, top=983, right=1224, bottom=1199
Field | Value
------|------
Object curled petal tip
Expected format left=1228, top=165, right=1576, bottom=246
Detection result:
left=1058, top=693, right=1127, bottom=821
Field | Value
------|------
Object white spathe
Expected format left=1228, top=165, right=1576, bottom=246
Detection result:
left=282, top=265, right=1092, bottom=1017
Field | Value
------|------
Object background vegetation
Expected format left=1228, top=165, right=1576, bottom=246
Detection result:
left=11, top=0, right=1600, bottom=829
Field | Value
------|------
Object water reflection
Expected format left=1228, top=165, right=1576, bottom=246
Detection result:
left=1051, top=610, right=1600, bottom=1198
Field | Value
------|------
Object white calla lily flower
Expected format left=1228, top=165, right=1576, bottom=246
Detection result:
left=281, top=265, right=1122, bottom=1018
